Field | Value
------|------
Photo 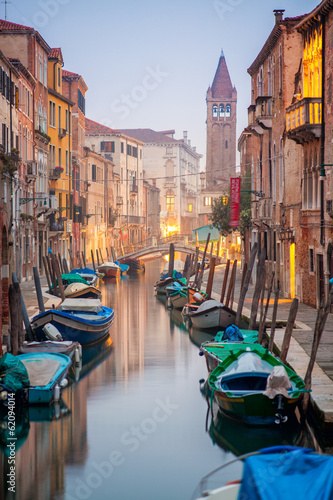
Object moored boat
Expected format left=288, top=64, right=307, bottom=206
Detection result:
left=188, top=299, right=247, bottom=331
left=31, top=298, right=115, bottom=345
left=208, top=344, right=307, bottom=425
left=193, top=446, right=333, bottom=500
left=64, top=282, right=102, bottom=299
left=97, top=261, right=121, bottom=278
left=200, top=327, right=259, bottom=373
left=0, top=352, right=71, bottom=405
left=117, top=257, right=145, bottom=273
left=70, top=268, right=100, bottom=286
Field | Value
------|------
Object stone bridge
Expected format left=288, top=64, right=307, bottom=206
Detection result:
left=120, top=236, right=206, bottom=260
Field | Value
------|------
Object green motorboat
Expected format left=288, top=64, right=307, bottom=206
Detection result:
left=208, top=344, right=307, bottom=425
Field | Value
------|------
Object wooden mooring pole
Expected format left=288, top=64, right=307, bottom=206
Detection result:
left=249, top=248, right=266, bottom=330
left=206, top=257, right=216, bottom=299
left=279, top=298, right=299, bottom=364
left=303, top=286, right=333, bottom=411
left=235, top=242, right=258, bottom=327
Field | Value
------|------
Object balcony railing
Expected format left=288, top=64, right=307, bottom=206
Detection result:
left=286, top=97, right=322, bottom=143
left=121, top=215, right=145, bottom=225
left=49, top=168, right=63, bottom=180
left=130, top=184, right=138, bottom=195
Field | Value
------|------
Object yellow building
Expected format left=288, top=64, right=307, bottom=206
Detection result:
left=47, top=48, right=74, bottom=258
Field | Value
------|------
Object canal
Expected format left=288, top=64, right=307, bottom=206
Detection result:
left=0, top=259, right=320, bottom=499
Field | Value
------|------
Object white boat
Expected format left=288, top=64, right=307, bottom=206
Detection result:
left=188, top=299, right=241, bottom=330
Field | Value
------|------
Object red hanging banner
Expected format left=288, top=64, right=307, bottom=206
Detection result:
left=229, top=177, right=241, bottom=227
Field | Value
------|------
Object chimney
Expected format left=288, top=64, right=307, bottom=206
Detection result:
left=183, top=131, right=188, bottom=143
left=273, top=9, right=284, bottom=24
left=188, top=139, right=191, bottom=147
left=91, top=144, right=95, bottom=152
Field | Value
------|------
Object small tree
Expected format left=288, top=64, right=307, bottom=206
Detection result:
left=209, top=194, right=231, bottom=237
left=209, top=171, right=252, bottom=236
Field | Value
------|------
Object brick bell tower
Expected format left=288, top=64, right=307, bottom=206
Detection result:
left=206, top=50, right=237, bottom=189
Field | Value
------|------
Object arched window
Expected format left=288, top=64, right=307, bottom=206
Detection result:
left=225, top=104, right=231, bottom=117
left=219, top=104, right=225, bottom=117
left=166, top=190, right=175, bottom=212
left=212, top=105, right=218, bottom=117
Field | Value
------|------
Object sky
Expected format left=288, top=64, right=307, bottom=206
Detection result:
left=3, top=0, right=320, bottom=167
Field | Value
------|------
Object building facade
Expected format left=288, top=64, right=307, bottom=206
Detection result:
left=118, top=128, right=201, bottom=238
left=62, top=69, right=88, bottom=262
left=85, top=119, right=145, bottom=253
left=47, top=48, right=74, bottom=260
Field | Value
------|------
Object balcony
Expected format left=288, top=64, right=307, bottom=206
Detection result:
left=121, top=215, right=145, bottom=225
left=49, top=219, right=64, bottom=236
left=255, top=96, right=272, bottom=129
left=26, top=160, right=37, bottom=177
left=252, top=198, right=272, bottom=222
left=116, top=196, right=123, bottom=205
left=49, top=167, right=63, bottom=180
left=58, top=128, right=67, bottom=139
left=286, top=97, right=321, bottom=144
left=247, top=104, right=256, bottom=126
left=164, top=177, right=177, bottom=188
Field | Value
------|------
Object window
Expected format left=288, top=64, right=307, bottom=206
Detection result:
left=212, top=105, right=218, bottom=117
left=58, top=66, right=61, bottom=87
left=225, top=140, right=228, bottom=149
left=166, top=191, right=175, bottom=212
left=204, top=196, right=212, bottom=206
left=121, top=142, right=124, bottom=154
left=309, top=248, right=314, bottom=273
left=225, top=104, right=231, bottom=117
left=166, top=147, right=173, bottom=154
left=49, top=101, right=56, bottom=127
left=219, top=104, right=224, bottom=117
left=132, top=146, right=138, bottom=158
left=78, top=88, right=85, bottom=114
left=92, top=164, right=96, bottom=181
left=58, top=147, right=61, bottom=168
left=66, top=150, right=69, bottom=175
left=58, top=106, right=61, bottom=133
left=222, top=196, right=229, bottom=205
left=65, top=109, right=68, bottom=132
left=127, top=144, right=132, bottom=156
left=101, top=141, right=115, bottom=153
left=188, top=203, right=193, bottom=212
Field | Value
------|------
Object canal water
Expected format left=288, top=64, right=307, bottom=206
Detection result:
left=0, top=259, right=319, bottom=500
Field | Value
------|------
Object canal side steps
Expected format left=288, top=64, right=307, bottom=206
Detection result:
left=203, top=271, right=333, bottom=445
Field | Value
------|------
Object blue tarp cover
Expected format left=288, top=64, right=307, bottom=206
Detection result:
left=221, top=324, right=244, bottom=341
left=238, top=450, right=333, bottom=500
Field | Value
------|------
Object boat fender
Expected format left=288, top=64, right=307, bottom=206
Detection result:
left=199, top=350, right=204, bottom=356
left=74, top=347, right=81, bottom=364
left=43, top=323, right=63, bottom=341
left=54, top=384, right=60, bottom=402
left=59, top=378, right=68, bottom=388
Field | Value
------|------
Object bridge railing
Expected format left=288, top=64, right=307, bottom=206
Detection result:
left=119, top=233, right=194, bottom=257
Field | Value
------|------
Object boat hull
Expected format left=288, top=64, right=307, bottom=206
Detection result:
left=18, top=353, right=71, bottom=405
left=31, top=308, right=115, bottom=345
left=208, top=345, right=306, bottom=425
left=118, top=257, right=145, bottom=273
left=97, top=263, right=121, bottom=278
